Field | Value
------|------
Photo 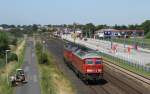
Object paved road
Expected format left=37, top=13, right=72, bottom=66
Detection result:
left=16, top=38, right=41, bottom=94
left=42, top=36, right=149, bottom=94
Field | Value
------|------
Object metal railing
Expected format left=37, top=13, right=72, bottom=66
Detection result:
left=97, top=51, right=150, bottom=77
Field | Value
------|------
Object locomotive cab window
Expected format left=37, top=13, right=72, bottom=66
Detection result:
left=65, top=44, right=72, bottom=49
left=86, top=59, right=93, bottom=64
left=95, top=60, right=102, bottom=64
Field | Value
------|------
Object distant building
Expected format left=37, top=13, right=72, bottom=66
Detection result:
left=37, top=24, right=42, bottom=29
left=0, top=27, right=3, bottom=30
left=3, top=28, right=12, bottom=31
left=95, top=29, right=144, bottom=39
left=43, top=25, right=49, bottom=30
left=19, top=28, right=24, bottom=31
left=75, top=30, right=82, bottom=34
left=95, top=29, right=115, bottom=39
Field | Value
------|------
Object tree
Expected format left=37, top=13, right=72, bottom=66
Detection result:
left=9, top=25, right=16, bottom=28
left=10, top=28, right=23, bottom=38
left=128, top=25, right=136, bottom=30
left=128, top=24, right=141, bottom=30
left=83, top=23, right=95, bottom=37
left=32, top=24, right=38, bottom=31
left=0, top=24, right=9, bottom=28
left=145, top=31, right=150, bottom=38
left=113, top=24, right=127, bottom=30
left=95, top=24, right=108, bottom=31
left=11, top=38, right=18, bottom=46
left=141, top=20, right=150, bottom=35
left=0, top=32, right=10, bottom=56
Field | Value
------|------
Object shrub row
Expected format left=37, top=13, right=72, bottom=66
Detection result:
left=35, top=42, right=48, bottom=64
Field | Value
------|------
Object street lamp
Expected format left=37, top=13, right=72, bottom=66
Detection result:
left=42, top=41, right=45, bottom=52
left=124, top=33, right=126, bottom=48
left=41, top=41, right=45, bottom=64
left=5, top=50, right=10, bottom=65
left=5, top=49, right=10, bottom=85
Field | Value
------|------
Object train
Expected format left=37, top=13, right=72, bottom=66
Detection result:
left=63, top=43, right=103, bottom=83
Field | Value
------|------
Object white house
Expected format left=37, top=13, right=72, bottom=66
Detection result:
left=95, top=29, right=115, bottom=38
left=0, top=27, right=3, bottom=30
left=95, top=29, right=144, bottom=38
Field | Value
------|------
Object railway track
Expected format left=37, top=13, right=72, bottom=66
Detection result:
left=63, top=38, right=150, bottom=84
left=89, top=86, right=99, bottom=94
left=103, top=60, right=150, bottom=94
left=42, top=35, right=150, bottom=94
left=104, top=70, right=143, bottom=94
left=104, top=60, right=150, bottom=85
left=62, top=38, right=149, bottom=79
left=89, top=86, right=111, bottom=94
left=61, top=37, right=150, bottom=93
left=87, top=61, right=149, bottom=94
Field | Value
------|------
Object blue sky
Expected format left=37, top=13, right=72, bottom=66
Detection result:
left=0, top=0, right=150, bottom=25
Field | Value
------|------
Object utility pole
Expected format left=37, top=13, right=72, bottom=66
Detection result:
left=110, top=31, right=113, bottom=49
left=41, top=40, right=45, bottom=64
left=124, top=32, right=126, bottom=48
left=89, top=28, right=92, bottom=38
left=86, top=31, right=88, bottom=38
left=73, top=23, right=76, bottom=43
left=134, top=31, right=137, bottom=50
left=42, top=40, right=45, bottom=53
left=5, top=50, right=10, bottom=85
left=142, top=31, right=144, bottom=48
left=110, top=37, right=113, bottom=49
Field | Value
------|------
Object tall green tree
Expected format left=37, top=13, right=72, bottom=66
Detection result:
left=113, top=24, right=127, bottom=30
left=141, top=20, right=150, bottom=35
left=0, top=32, right=10, bottom=55
left=95, top=25, right=108, bottom=31
left=83, top=23, right=95, bottom=37
left=32, top=24, right=38, bottom=31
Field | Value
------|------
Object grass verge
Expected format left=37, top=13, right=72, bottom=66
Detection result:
left=0, top=40, right=26, bottom=94
left=35, top=42, right=75, bottom=94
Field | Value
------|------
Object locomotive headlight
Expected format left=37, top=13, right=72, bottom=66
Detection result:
left=87, top=69, right=94, bottom=72
left=98, top=69, right=102, bottom=72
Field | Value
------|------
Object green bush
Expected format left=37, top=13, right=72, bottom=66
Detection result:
left=11, top=38, right=18, bottom=46
left=36, top=42, right=48, bottom=64
left=7, top=53, right=18, bottom=62
left=39, top=53, right=48, bottom=64
left=145, top=31, right=150, bottom=38
left=0, top=32, right=10, bottom=53
left=0, top=59, right=5, bottom=68
left=36, top=42, right=43, bottom=52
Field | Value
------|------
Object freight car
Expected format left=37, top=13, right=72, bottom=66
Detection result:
left=63, top=43, right=103, bottom=83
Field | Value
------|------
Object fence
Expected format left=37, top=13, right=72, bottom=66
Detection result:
left=97, top=51, right=150, bottom=77
left=96, top=37, right=150, bottom=49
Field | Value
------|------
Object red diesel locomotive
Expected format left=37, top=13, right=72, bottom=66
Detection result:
left=63, top=44, right=103, bottom=82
